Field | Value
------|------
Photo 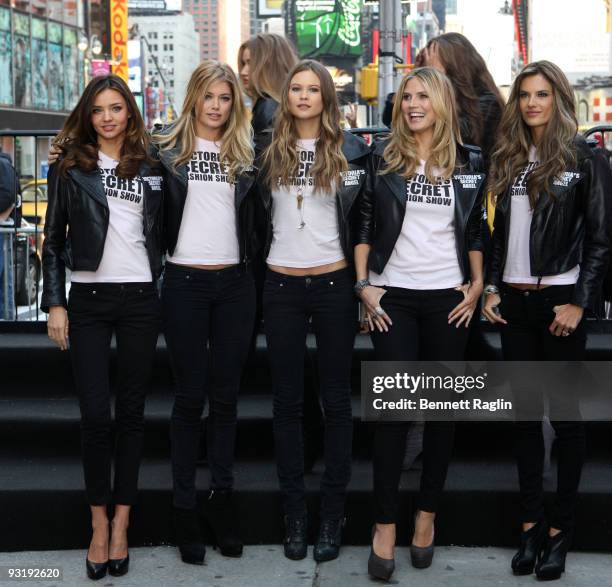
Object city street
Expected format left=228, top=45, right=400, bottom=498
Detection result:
left=0, top=546, right=610, bottom=587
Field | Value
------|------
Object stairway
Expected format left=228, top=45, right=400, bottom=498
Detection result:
left=1, top=325, right=612, bottom=553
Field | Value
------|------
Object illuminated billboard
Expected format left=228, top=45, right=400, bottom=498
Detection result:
left=292, top=0, right=362, bottom=58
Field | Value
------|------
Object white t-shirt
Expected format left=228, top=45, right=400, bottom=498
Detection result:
left=266, top=138, right=344, bottom=268
left=72, top=152, right=152, bottom=283
left=503, top=146, right=579, bottom=285
left=166, top=138, right=239, bottom=265
left=370, top=161, right=463, bottom=290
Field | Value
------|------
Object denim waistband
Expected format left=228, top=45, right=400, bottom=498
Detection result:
left=70, top=281, right=154, bottom=290
left=501, top=283, right=575, bottom=297
left=165, top=261, right=249, bottom=279
left=265, top=266, right=354, bottom=284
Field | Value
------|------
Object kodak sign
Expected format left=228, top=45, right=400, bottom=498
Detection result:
left=110, top=0, right=128, bottom=81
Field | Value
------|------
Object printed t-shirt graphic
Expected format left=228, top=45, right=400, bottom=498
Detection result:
left=167, top=137, right=239, bottom=265
left=503, top=145, right=579, bottom=285
left=370, top=161, right=463, bottom=290
left=71, top=151, right=152, bottom=283
left=266, top=138, right=344, bottom=268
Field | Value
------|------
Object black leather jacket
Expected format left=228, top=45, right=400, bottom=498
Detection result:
left=42, top=160, right=164, bottom=312
left=251, top=95, right=278, bottom=136
left=156, top=142, right=259, bottom=263
left=255, top=130, right=371, bottom=264
left=487, top=136, right=612, bottom=311
left=359, top=140, right=486, bottom=282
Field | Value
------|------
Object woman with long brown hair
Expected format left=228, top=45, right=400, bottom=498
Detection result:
left=152, top=61, right=257, bottom=566
left=238, top=33, right=298, bottom=141
left=256, top=59, right=369, bottom=563
left=417, top=32, right=504, bottom=168
left=483, top=61, right=611, bottom=580
left=355, top=67, right=485, bottom=580
left=42, top=74, right=164, bottom=580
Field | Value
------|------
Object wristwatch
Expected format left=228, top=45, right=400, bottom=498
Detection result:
left=484, top=284, right=500, bottom=295
left=354, top=279, right=371, bottom=295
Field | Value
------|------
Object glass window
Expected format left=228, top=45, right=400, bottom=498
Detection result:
left=13, top=12, right=30, bottom=36
left=0, top=6, right=9, bottom=30
left=0, top=29, right=12, bottom=105
left=14, top=35, right=32, bottom=108
left=63, top=27, right=79, bottom=110
left=48, top=42, right=63, bottom=110
left=31, top=19, right=48, bottom=109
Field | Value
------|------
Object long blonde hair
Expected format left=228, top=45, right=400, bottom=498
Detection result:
left=382, top=67, right=461, bottom=182
left=262, top=60, right=347, bottom=193
left=488, top=60, right=577, bottom=208
left=238, top=34, right=298, bottom=103
left=152, top=61, right=253, bottom=182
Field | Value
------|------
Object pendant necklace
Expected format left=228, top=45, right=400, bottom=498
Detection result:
left=297, top=187, right=306, bottom=229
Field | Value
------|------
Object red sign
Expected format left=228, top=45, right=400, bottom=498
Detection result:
left=110, top=0, right=128, bottom=81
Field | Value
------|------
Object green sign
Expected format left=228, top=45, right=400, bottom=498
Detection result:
left=295, top=0, right=362, bottom=58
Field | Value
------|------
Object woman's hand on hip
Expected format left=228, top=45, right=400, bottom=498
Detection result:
left=448, top=282, right=483, bottom=328
left=359, top=285, right=392, bottom=333
left=482, top=292, right=507, bottom=325
left=549, top=303, right=583, bottom=337
left=48, top=306, right=69, bottom=350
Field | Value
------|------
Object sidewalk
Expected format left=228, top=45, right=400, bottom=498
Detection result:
left=0, top=546, right=609, bottom=586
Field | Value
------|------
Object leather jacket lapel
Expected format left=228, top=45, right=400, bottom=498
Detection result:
left=452, top=172, right=484, bottom=229
left=68, top=167, right=108, bottom=208
left=158, top=147, right=188, bottom=186
left=381, top=171, right=407, bottom=207
left=235, top=168, right=255, bottom=213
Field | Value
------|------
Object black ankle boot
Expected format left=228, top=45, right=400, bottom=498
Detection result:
left=313, top=517, right=345, bottom=562
left=173, top=507, right=205, bottom=565
left=201, top=489, right=243, bottom=557
left=535, top=530, right=572, bottom=581
left=511, top=520, right=547, bottom=575
left=284, top=515, right=308, bottom=560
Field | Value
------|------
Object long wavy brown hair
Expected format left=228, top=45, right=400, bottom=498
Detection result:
left=152, top=61, right=253, bottom=182
left=238, top=33, right=298, bottom=103
left=382, top=67, right=461, bottom=182
left=55, top=75, right=151, bottom=179
left=488, top=61, right=578, bottom=208
left=425, top=33, right=504, bottom=145
left=262, top=60, right=347, bottom=193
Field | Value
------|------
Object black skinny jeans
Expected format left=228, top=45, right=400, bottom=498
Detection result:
left=371, top=286, right=469, bottom=523
left=68, top=282, right=161, bottom=506
left=162, top=262, right=256, bottom=510
left=263, top=267, right=357, bottom=519
left=499, top=283, right=586, bottom=532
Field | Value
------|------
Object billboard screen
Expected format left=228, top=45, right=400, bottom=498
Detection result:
left=293, top=0, right=362, bottom=58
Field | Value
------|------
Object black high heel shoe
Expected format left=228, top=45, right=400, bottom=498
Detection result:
left=511, top=520, right=547, bottom=575
left=201, top=489, right=243, bottom=557
left=410, top=511, right=435, bottom=569
left=535, top=530, right=572, bottom=581
left=85, top=559, right=108, bottom=581
left=367, top=525, right=395, bottom=582
left=173, top=507, right=206, bottom=565
left=108, top=554, right=129, bottom=577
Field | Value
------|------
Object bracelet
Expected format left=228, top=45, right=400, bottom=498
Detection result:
left=483, top=284, right=499, bottom=295
left=354, top=278, right=370, bottom=295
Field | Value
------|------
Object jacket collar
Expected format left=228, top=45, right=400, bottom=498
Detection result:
left=341, top=130, right=370, bottom=162
left=67, top=167, right=107, bottom=208
left=158, top=146, right=188, bottom=186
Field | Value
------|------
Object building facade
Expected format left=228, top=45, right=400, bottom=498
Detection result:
left=129, top=10, right=200, bottom=116
left=0, top=0, right=88, bottom=130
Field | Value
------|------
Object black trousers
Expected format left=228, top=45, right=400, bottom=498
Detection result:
left=68, top=282, right=161, bottom=506
left=371, top=286, right=469, bottom=523
left=162, top=262, right=256, bottom=510
left=499, top=284, right=586, bottom=532
left=263, top=267, right=357, bottom=519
